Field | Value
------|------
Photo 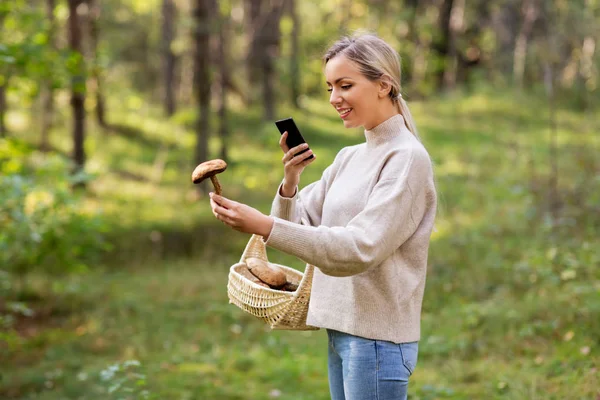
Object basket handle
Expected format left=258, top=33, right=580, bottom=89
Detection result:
left=239, top=234, right=269, bottom=263
left=239, top=234, right=316, bottom=274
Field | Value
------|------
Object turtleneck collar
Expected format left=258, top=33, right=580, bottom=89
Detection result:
left=364, top=114, right=411, bottom=147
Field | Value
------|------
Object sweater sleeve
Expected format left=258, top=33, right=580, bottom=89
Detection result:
left=263, top=148, right=432, bottom=277
left=268, top=147, right=349, bottom=226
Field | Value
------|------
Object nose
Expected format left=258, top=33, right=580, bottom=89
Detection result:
left=329, top=89, right=342, bottom=106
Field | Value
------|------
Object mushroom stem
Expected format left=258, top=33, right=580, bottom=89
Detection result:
left=210, top=175, right=222, bottom=195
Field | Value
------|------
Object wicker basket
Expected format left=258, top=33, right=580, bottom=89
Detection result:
left=227, top=234, right=319, bottom=331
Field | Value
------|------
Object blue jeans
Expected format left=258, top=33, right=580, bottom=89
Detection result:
left=327, top=329, right=418, bottom=400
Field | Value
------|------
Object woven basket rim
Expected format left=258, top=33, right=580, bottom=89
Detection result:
left=230, top=262, right=303, bottom=294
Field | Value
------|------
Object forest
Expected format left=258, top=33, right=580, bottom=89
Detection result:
left=1, top=0, right=599, bottom=398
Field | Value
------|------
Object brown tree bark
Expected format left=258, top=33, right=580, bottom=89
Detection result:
left=442, top=0, right=465, bottom=90
left=193, top=0, right=213, bottom=194
left=218, top=3, right=230, bottom=162
left=40, top=0, right=56, bottom=151
left=261, top=0, right=284, bottom=121
left=513, top=0, right=539, bottom=88
left=245, top=0, right=263, bottom=92
left=435, top=0, right=454, bottom=90
left=162, top=0, right=177, bottom=116
left=289, top=0, right=300, bottom=108
left=68, top=0, right=87, bottom=181
left=87, top=0, right=106, bottom=128
left=492, top=0, right=521, bottom=76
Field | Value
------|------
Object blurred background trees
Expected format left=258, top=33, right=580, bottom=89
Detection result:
left=1, top=1, right=599, bottom=398
left=1, top=0, right=597, bottom=174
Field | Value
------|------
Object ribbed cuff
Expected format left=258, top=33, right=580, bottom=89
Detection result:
left=272, top=182, right=297, bottom=221
left=263, top=216, right=313, bottom=263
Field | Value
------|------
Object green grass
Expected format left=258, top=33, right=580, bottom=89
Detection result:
left=1, top=86, right=599, bottom=399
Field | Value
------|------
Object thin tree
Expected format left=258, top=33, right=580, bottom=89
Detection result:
left=245, top=0, right=263, bottom=100
left=260, top=0, right=284, bottom=120
left=68, top=0, right=87, bottom=182
left=40, top=0, right=56, bottom=151
left=218, top=1, right=230, bottom=162
left=434, top=0, right=454, bottom=90
left=288, top=0, right=300, bottom=108
left=442, top=0, right=465, bottom=90
left=513, top=0, right=539, bottom=88
left=162, top=0, right=177, bottom=116
left=87, top=0, right=106, bottom=127
left=193, top=0, right=213, bottom=194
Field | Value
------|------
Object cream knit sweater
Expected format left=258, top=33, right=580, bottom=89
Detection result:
left=263, top=114, right=437, bottom=343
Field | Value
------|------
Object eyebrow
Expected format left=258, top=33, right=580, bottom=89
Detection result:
left=326, top=77, right=352, bottom=85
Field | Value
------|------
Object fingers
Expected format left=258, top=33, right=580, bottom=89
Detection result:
left=282, top=143, right=311, bottom=164
left=284, top=149, right=314, bottom=166
left=299, top=154, right=316, bottom=167
left=210, top=193, right=236, bottom=210
left=279, top=131, right=290, bottom=153
left=214, top=203, right=235, bottom=219
left=290, top=143, right=310, bottom=157
left=210, top=197, right=237, bottom=227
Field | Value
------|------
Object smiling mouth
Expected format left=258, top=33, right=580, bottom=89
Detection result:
left=338, top=108, right=352, bottom=118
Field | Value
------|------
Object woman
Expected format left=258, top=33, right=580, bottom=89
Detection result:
left=210, top=33, right=437, bottom=400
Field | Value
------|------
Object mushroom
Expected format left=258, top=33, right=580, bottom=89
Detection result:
left=246, top=257, right=287, bottom=288
left=191, top=159, right=227, bottom=195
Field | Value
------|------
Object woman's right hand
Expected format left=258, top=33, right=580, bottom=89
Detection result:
left=279, top=131, right=316, bottom=194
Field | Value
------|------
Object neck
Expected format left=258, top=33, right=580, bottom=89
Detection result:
left=363, top=101, right=398, bottom=130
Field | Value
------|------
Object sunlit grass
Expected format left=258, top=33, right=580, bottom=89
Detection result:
left=2, top=86, right=599, bottom=399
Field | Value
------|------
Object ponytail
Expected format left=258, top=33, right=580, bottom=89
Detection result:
left=394, top=94, right=421, bottom=142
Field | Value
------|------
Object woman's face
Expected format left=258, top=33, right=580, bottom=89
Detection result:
left=325, top=54, right=382, bottom=130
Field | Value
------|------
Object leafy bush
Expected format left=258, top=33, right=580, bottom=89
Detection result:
left=0, top=138, right=111, bottom=281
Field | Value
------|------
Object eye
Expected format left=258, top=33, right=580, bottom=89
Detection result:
left=327, top=84, right=351, bottom=92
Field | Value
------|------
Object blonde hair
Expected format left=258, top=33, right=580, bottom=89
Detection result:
left=323, top=33, right=420, bottom=141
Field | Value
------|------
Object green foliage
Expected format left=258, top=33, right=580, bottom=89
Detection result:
left=98, top=360, right=155, bottom=399
left=0, top=89, right=598, bottom=399
left=0, top=138, right=111, bottom=279
left=0, top=0, right=76, bottom=108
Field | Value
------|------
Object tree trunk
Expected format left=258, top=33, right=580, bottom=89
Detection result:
left=442, top=0, right=465, bottom=90
left=40, top=0, right=56, bottom=151
left=513, top=0, right=538, bottom=88
left=435, top=0, right=454, bottom=90
left=245, top=0, right=263, bottom=97
left=409, top=0, right=430, bottom=95
left=261, top=0, right=284, bottom=121
left=87, top=0, right=107, bottom=128
left=68, top=0, right=87, bottom=181
left=577, top=36, right=595, bottom=111
left=218, top=5, right=230, bottom=163
left=193, top=0, right=212, bottom=194
left=289, top=0, right=300, bottom=108
left=492, top=0, right=520, bottom=77
left=162, top=0, right=177, bottom=116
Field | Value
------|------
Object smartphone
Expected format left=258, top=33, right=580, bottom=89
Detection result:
left=275, top=117, right=314, bottom=160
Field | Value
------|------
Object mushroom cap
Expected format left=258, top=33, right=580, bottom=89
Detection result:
left=191, top=159, right=228, bottom=184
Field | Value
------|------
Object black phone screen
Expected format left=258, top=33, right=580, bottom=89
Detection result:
left=274, top=117, right=314, bottom=159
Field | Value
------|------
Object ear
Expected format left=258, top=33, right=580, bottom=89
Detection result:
left=378, top=75, right=393, bottom=98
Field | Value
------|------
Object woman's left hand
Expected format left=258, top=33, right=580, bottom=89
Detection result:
left=209, top=192, right=274, bottom=238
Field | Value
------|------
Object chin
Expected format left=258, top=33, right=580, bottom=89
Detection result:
left=342, top=119, right=360, bottom=129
